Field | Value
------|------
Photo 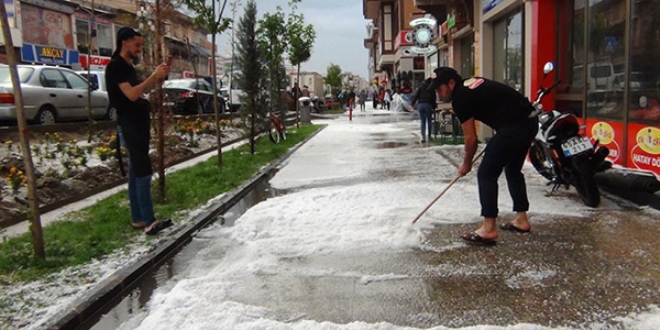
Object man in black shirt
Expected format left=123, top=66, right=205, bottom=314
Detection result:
left=106, top=27, right=171, bottom=235
left=431, top=67, right=538, bottom=245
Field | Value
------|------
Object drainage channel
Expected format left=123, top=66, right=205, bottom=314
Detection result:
left=79, top=177, right=276, bottom=330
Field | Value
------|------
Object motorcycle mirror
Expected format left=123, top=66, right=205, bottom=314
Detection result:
left=543, top=62, right=555, bottom=75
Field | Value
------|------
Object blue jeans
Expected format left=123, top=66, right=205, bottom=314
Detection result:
left=418, top=103, right=433, bottom=140
left=119, top=126, right=156, bottom=227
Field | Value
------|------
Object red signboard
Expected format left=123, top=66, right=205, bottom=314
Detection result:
left=181, top=71, right=196, bottom=79
left=585, top=119, right=624, bottom=166
left=627, top=123, right=660, bottom=177
left=393, top=30, right=412, bottom=50
left=78, top=55, right=110, bottom=69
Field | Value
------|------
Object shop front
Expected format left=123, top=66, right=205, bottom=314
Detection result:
left=18, top=1, right=79, bottom=67
left=551, top=0, right=660, bottom=176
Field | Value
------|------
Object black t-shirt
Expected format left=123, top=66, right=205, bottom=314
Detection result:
left=451, top=77, right=533, bottom=130
left=105, top=56, right=150, bottom=126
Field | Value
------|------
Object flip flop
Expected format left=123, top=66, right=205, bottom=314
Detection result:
left=131, top=221, right=145, bottom=229
left=461, top=231, right=497, bottom=245
left=500, top=222, right=531, bottom=233
left=145, top=219, right=172, bottom=236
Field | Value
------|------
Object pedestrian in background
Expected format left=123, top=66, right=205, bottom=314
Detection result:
left=106, top=27, right=172, bottom=235
left=384, top=89, right=391, bottom=110
left=431, top=66, right=538, bottom=245
left=409, top=77, right=436, bottom=143
left=359, top=90, right=367, bottom=111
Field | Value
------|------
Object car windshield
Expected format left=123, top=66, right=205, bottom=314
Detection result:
left=163, top=80, right=194, bottom=89
left=0, top=67, right=34, bottom=83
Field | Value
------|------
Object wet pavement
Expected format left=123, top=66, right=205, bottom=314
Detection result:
left=91, top=108, right=660, bottom=329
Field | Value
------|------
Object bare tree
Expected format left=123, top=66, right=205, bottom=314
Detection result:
left=0, top=2, right=44, bottom=258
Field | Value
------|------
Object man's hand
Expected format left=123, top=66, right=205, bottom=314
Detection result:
left=154, top=64, right=170, bottom=80
left=458, top=162, right=472, bottom=177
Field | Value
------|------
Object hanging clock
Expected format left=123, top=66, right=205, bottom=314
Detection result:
left=412, top=24, right=434, bottom=48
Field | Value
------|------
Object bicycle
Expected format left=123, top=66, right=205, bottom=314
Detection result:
left=267, top=111, right=287, bottom=143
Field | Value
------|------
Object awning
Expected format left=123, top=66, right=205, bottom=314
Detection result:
left=192, top=45, right=212, bottom=57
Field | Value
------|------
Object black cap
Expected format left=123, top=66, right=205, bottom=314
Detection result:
left=430, top=67, right=462, bottom=90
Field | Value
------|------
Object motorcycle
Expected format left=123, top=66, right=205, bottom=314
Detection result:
left=528, top=62, right=611, bottom=207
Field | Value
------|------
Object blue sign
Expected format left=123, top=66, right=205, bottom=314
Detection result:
left=483, top=0, right=505, bottom=13
left=604, top=36, right=617, bottom=54
left=21, top=44, right=79, bottom=66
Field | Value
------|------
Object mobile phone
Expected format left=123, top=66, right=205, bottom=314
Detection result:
left=166, top=55, right=173, bottom=66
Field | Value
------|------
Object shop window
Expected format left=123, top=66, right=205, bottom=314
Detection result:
left=628, top=1, right=660, bottom=125
left=493, top=8, right=523, bottom=93
left=97, top=24, right=113, bottom=57
left=459, top=34, right=474, bottom=78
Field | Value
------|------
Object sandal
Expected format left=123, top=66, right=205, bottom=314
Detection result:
left=461, top=231, right=497, bottom=245
left=500, top=222, right=531, bottom=233
left=145, top=219, right=172, bottom=236
left=131, top=221, right=145, bottom=229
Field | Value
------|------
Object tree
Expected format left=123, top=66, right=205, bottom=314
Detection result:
left=324, top=63, right=345, bottom=103
left=180, top=0, right=232, bottom=166
left=0, top=1, right=44, bottom=258
left=235, top=0, right=263, bottom=154
left=257, top=8, right=288, bottom=117
left=286, top=0, right=315, bottom=127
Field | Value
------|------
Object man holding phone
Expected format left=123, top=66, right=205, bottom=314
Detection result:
left=105, top=27, right=172, bottom=235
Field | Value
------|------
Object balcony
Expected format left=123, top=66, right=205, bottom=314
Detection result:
left=363, top=0, right=394, bottom=20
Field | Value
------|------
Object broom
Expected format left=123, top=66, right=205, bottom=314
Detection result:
left=412, top=148, right=486, bottom=224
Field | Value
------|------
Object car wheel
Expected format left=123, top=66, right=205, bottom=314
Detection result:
left=35, top=106, right=56, bottom=125
left=106, top=107, right=118, bottom=121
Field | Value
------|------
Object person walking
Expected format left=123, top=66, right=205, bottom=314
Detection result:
left=105, top=27, right=172, bottom=235
left=409, top=77, right=436, bottom=142
left=431, top=67, right=538, bottom=245
left=359, top=90, right=367, bottom=111
left=384, top=89, right=392, bottom=110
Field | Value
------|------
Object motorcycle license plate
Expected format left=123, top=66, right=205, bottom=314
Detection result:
left=561, top=136, right=593, bottom=156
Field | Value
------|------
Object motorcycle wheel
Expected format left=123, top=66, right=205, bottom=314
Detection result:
left=268, top=123, right=280, bottom=143
left=570, top=154, right=600, bottom=207
left=279, top=126, right=287, bottom=141
left=529, top=141, right=555, bottom=181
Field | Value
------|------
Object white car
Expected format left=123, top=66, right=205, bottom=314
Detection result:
left=77, top=70, right=115, bottom=121
left=0, top=65, right=110, bottom=125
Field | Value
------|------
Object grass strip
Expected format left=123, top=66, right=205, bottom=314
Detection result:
left=0, top=125, right=321, bottom=282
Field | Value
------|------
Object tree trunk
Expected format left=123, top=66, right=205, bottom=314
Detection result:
left=86, top=0, right=95, bottom=143
left=212, top=32, right=223, bottom=166
left=296, top=64, right=301, bottom=128
left=155, top=0, right=166, bottom=200
left=0, top=3, right=45, bottom=259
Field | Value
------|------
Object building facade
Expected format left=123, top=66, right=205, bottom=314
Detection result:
left=364, top=0, right=660, bottom=177
left=1, top=0, right=213, bottom=80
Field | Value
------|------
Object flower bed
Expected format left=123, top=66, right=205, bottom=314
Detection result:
left=0, top=117, right=245, bottom=226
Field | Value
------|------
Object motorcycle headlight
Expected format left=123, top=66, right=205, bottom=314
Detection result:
left=539, top=112, right=552, bottom=124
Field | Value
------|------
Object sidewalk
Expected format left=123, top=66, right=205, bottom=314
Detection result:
left=121, top=108, right=660, bottom=329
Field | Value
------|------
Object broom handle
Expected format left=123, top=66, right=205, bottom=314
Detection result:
left=412, top=148, right=486, bottom=224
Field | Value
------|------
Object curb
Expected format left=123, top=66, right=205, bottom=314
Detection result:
left=45, top=124, right=327, bottom=330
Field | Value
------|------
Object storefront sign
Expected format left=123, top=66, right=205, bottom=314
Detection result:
left=394, top=30, right=412, bottom=51
left=409, top=17, right=437, bottom=55
left=181, top=71, right=196, bottom=79
left=447, top=14, right=455, bottom=29
left=587, top=119, right=623, bottom=165
left=627, top=124, right=660, bottom=176
left=78, top=54, right=110, bottom=69
left=21, top=43, right=79, bottom=65
left=483, top=0, right=505, bottom=14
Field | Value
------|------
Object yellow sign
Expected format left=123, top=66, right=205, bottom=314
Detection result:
left=636, top=126, right=660, bottom=155
left=591, top=121, right=614, bottom=145
left=41, top=47, right=64, bottom=59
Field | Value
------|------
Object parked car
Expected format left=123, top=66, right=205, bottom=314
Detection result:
left=76, top=70, right=116, bottom=121
left=0, top=65, right=109, bottom=125
left=613, top=72, right=653, bottom=92
left=163, top=78, right=226, bottom=115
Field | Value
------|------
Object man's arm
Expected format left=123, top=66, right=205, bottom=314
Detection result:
left=118, top=64, right=169, bottom=102
left=458, top=117, right=478, bottom=176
